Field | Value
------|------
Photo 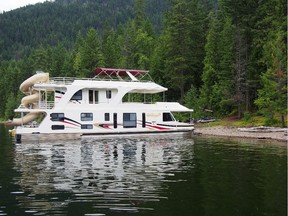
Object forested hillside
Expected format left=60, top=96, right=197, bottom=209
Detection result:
left=0, top=0, right=168, bottom=60
left=0, top=0, right=287, bottom=127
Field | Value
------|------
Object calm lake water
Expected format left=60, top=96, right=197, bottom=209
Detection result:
left=0, top=125, right=286, bottom=216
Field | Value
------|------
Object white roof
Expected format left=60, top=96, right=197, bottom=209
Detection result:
left=35, top=79, right=167, bottom=94
left=154, top=102, right=193, bottom=112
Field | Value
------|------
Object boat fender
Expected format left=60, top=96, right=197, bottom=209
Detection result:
left=10, top=129, right=16, bottom=137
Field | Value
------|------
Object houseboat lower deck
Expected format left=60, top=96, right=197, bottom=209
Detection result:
left=4, top=68, right=194, bottom=142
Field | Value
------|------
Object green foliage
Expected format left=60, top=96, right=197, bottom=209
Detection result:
left=198, top=11, right=235, bottom=116
left=0, top=0, right=286, bottom=128
left=0, top=0, right=167, bottom=61
left=242, top=111, right=252, bottom=121
left=79, top=28, right=104, bottom=75
left=102, top=31, right=121, bottom=68
left=184, top=85, right=203, bottom=119
left=162, top=0, right=207, bottom=101
left=255, top=18, right=287, bottom=127
left=4, top=93, right=17, bottom=120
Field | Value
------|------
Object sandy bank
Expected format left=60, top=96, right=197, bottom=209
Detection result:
left=194, top=126, right=287, bottom=142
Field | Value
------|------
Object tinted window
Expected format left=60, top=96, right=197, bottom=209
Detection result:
left=51, top=125, right=64, bottom=130
left=81, top=113, right=93, bottom=121
left=142, top=113, right=146, bottom=128
left=106, top=90, right=112, bottom=99
left=71, top=90, right=82, bottom=100
left=163, top=112, right=174, bottom=121
left=89, top=90, right=98, bottom=104
left=105, top=113, right=110, bottom=121
left=81, top=124, right=93, bottom=129
left=123, top=113, right=137, bottom=128
left=113, top=113, right=117, bottom=128
left=50, top=113, right=64, bottom=121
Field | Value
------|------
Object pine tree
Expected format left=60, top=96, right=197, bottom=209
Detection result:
left=164, top=0, right=206, bottom=102
left=122, top=20, right=137, bottom=68
left=150, top=34, right=168, bottom=86
left=61, top=52, right=75, bottom=77
left=134, top=25, right=155, bottom=69
left=199, top=12, right=220, bottom=112
left=165, top=0, right=191, bottom=101
left=119, top=0, right=155, bottom=70
left=80, top=28, right=104, bottom=76
left=102, top=30, right=120, bottom=68
left=255, top=30, right=287, bottom=126
left=217, top=15, right=235, bottom=114
left=30, top=45, right=50, bottom=72
left=50, top=43, right=67, bottom=77
left=198, top=11, right=235, bottom=116
left=218, top=0, right=260, bottom=116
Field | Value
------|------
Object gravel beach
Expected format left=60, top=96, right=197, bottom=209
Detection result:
left=194, top=125, right=288, bottom=142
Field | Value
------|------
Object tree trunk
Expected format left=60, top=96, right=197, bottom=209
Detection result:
left=281, top=115, right=285, bottom=128
left=234, top=26, right=247, bottom=118
left=180, top=71, right=184, bottom=102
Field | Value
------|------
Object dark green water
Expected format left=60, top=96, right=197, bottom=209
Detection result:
left=0, top=125, right=287, bottom=216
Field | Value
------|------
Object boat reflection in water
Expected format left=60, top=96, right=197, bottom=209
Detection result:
left=13, top=135, right=193, bottom=214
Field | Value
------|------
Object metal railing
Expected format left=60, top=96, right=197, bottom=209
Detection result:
left=49, top=77, right=76, bottom=85
left=38, top=101, right=55, bottom=109
left=50, top=74, right=153, bottom=84
left=17, top=101, right=55, bottom=110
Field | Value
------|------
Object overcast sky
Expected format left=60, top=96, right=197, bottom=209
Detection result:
left=0, top=0, right=48, bottom=13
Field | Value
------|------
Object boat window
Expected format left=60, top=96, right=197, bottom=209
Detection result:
left=81, top=124, right=93, bottom=129
left=89, top=90, right=93, bottom=104
left=105, top=113, right=110, bottom=121
left=163, top=112, right=174, bottom=122
left=142, top=113, right=146, bottom=128
left=123, top=113, right=137, bottom=128
left=50, top=113, right=64, bottom=121
left=113, top=113, right=117, bottom=128
left=89, top=90, right=98, bottom=104
left=106, top=90, right=112, bottom=99
left=51, top=125, right=64, bottom=130
left=81, top=113, right=93, bottom=121
left=95, top=91, right=99, bottom=103
left=71, top=90, right=82, bottom=100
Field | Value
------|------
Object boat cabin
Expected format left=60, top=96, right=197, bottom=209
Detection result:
left=6, top=68, right=194, bottom=142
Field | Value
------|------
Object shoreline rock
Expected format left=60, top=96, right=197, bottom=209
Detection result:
left=193, top=126, right=287, bottom=143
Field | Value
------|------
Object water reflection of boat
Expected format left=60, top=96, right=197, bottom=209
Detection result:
left=13, top=137, right=194, bottom=214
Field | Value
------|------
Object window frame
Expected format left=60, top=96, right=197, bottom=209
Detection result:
left=89, top=90, right=99, bottom=104
left=51, top=125, right=65, bottom=130
left=50, top=113, right=64, bottom=121
left=106, top=90, right=112, bottom=99
left=163, top=112, right=175, bottom=122
left=123, top=113, right=137, bottom=128
left=81, top=113, right=93, bottom=121
left=81, top=124, right=93, bottom=129
left=71, top=90, right=82, bottom=100
left=104, top=113, right=110, bottom=121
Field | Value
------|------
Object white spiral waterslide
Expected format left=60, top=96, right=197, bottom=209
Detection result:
left=3, top=73, right=49, bottom=126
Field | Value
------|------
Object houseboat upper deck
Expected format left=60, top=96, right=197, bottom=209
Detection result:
left=4, top=68, right=194, bottom=142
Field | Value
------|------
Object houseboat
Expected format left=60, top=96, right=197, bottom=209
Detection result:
left=4, top=68, right=194, bottom=142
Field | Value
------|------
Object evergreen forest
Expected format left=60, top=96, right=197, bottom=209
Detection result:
left=0, top=0, right=287, bottom=126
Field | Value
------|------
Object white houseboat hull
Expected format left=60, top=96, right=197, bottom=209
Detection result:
left=5, top=68, right=194, bottom=143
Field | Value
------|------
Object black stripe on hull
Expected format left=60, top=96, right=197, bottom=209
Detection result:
left=81, top=129, right=194, bottom=137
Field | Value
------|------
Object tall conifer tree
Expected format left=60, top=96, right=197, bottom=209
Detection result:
left=79, top=28, right=104, bottom=77
left=164, top=0, right=206, bottom=102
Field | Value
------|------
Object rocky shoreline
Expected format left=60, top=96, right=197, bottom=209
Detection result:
left=193, top=125, right=287, bottom=143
